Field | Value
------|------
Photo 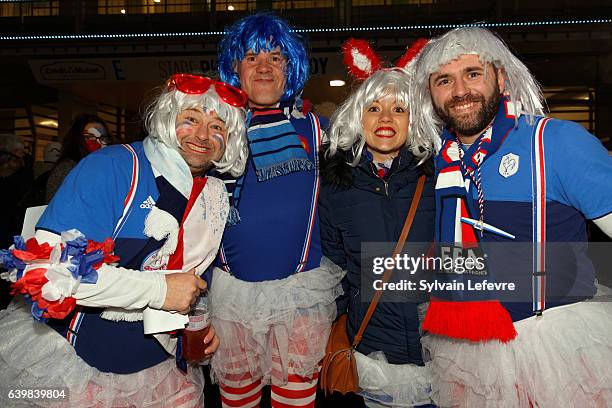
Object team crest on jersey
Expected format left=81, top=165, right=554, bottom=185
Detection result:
left=499, top=153, right=519, bottom=178
left=141, top=250, right=167, bottom=271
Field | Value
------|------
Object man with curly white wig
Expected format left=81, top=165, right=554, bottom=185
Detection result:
left=0, top=74, right=249, bottom=407
left=411, top=26, right=612, bottom=407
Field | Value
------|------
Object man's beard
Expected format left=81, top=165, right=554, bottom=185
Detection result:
left=434, top=86, right=501, bottom=137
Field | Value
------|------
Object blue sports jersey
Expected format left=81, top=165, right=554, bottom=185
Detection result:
left=217, top=113, right=325, bottom=282
left=463, top=117, right=612, bottom=320
left=38, top=142, right=171, bottom=374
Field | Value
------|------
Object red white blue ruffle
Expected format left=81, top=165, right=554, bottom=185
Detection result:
left=0, top=229, right=118, bottom=321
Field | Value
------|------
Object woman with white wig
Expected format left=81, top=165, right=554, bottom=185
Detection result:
left=319, top=39, right=436, bottom=407
left=0, top=74, right=248, bottom=407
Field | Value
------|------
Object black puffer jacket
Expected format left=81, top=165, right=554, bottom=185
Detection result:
left=318, top=146, right=435, bottom=365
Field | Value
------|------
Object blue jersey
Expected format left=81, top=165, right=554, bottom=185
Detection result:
left=464, top=117, right=612, bottom=320
left=217, top=113, right=325, bottom=282
left=38, top=142, right=170, bottom=374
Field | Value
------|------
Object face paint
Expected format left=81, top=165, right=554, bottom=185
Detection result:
left=87, top=126, right=103, bottom=138
left=204, top=109, right=225, bottom=151
left=211, top=133, right=226, bottom=151
left=83, top=123, right=109, bottom=153
left=175, top=120, right=196, bottom=150
left=175, top=120, right=195, bottom=131
left=174, top=108, right=228, bottom=175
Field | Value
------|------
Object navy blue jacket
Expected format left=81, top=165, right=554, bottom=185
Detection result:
left=319, top=146, right=435, bottom=365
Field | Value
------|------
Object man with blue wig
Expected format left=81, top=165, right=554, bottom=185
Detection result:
left=210, top=12, right=344, bottom=408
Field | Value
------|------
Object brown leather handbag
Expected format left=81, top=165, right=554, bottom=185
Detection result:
left=319, top=175, right=426, bottom=396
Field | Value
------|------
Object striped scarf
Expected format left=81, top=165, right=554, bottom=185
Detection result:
left=247, top=107, right=314, bottom=181
left=434, top=97, right=517, bottom=245
left=225, top=106, right=314, bottom=225
left=423, top=97, right=519, bottom=343
left=364, top=149, right=393, bottom=179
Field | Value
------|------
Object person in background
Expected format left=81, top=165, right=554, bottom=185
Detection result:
left=45, top=113, right=114, bottom=202
left=19, top=141, right=63, bottom=211
left=0, top=133, right=33, bottom=309
left=0, top=134, right=33, bottom=246
left=31, top=140, right=61, bottom=178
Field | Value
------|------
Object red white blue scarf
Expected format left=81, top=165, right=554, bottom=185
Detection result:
left=423, top=97, right=518, bottom=342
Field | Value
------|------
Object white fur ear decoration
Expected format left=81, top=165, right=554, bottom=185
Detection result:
left=342, top=38, right=382, bottom=80
left=143, top=206, right=180, bottom=257
left=396, top=38, right=429, bottom=70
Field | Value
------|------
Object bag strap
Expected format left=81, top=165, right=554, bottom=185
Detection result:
left=352, top=174, right=426, bottom=347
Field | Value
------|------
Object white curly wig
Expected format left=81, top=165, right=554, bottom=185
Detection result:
left=326, top=68, right=435, bottom=166
left=145, top=87, right=248, bottom=177
left=410, top=27, right=545, bottom=152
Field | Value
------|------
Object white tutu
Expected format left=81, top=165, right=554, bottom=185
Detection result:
left=0, top=299, right=204, bottom=408
left=423, top=287, right=612, bottom=408
left=356, top=351, right=432, bottom=407
left=209, top=257, right=344, bottom=386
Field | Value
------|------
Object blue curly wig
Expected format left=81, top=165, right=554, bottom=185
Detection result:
left=218, top=12, right=309, bottom=102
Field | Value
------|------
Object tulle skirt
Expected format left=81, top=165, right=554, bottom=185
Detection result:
left=209, top=257, right=344, bottom=387
left=356, top=302, right=432, bottom=407
left=0, top=298, right=204, bottom=408
left=422, top=286, right=612, bottom=408
left=356, top=351, right=432, bottom=407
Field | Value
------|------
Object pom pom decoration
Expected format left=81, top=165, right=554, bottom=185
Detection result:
left=396, top=38, right=430, bottom=70
left=342, top=38, right=382, bottom=80
left=341, top=37, right=429, bottom=81
left=0, top=229, right=119, bottom=321
left=422, top=298, right=517, bottom=343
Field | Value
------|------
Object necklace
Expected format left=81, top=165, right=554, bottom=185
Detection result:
left=455, top=126, right=491, bottom=236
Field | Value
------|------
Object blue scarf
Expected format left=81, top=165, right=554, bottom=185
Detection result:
left=247, top=107, right=314, bottom=182
left=224, top=106, right=314, bottom=226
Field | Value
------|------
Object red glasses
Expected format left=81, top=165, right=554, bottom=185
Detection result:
left=167, top=74, right=248, bottom=108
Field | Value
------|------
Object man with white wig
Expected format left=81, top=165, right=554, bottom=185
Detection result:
left=411, top=27, right=612, bottom=407
left=0, top=74, right=249, bottom=407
